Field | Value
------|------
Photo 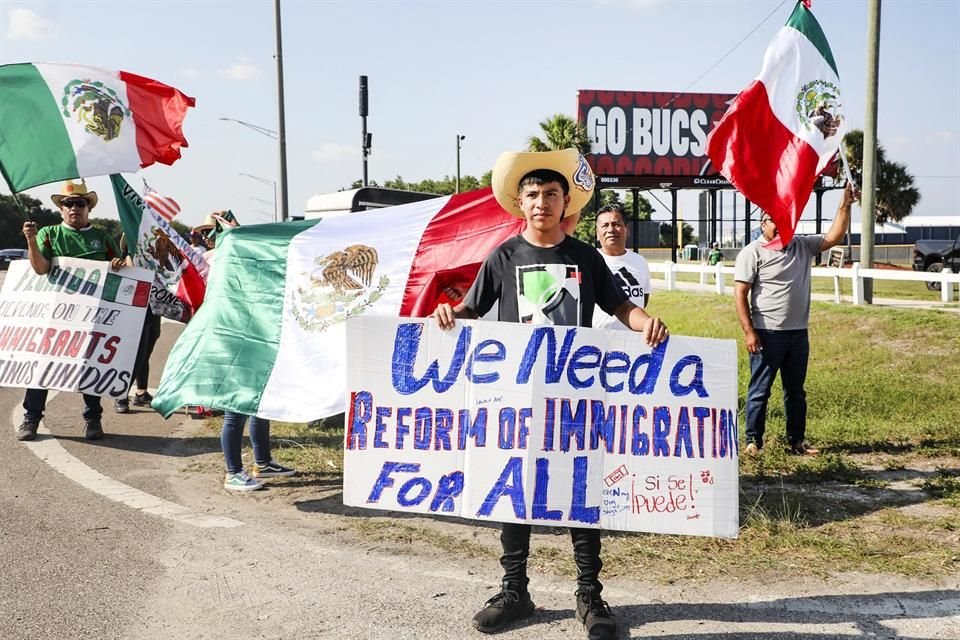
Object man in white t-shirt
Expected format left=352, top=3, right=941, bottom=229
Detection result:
left=593, top=203, right=652, bottom=330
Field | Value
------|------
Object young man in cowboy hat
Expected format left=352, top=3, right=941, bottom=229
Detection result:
left=433, top=149, right=668, bottom=640
left=18, top=180, right=129, bottom=442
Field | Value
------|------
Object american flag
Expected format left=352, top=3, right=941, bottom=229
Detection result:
left=143, top=184, right=181, bottom=221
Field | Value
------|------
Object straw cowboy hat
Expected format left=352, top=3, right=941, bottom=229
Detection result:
left=191, top=213, right=220, bottom=235
left=192, top=210, right=237, bottom=235
left=51, top=180, right=98, bottom=209
left=491, top=149, right=595, bottom=227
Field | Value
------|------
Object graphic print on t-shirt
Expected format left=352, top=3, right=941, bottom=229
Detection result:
left=613, top=266, right=645, bottom=300
left=516, top=264, right=581, bottom=325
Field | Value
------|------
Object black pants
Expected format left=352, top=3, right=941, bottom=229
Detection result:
left=23, top=388, right=101, bottom=422
left=499, top=523, right=603, bottom=593
left=130, top=310, right=162, bottom=392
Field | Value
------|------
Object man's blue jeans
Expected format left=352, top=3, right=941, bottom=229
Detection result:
left=23, top=388, right=102, bottom=423
left=744, top=329, right=810, bottom=448
left=221, top=411, right=272, bottom=474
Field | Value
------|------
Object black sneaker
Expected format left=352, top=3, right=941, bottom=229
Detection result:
left=576, top=587, right=618, bottom=640
left=115, top=399, right=130, bottom=414
left=787, top=441, right=820, bottom=456
left=131, top=391, right=153, bottom=407
left=472, top=586, right=535, bottom=634
left=84, top=419, right=104, bottom=441
left=16, top=420, right=39, bottom=442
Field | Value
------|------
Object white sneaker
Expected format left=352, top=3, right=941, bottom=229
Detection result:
left=223, top=470, right=263, bottom=492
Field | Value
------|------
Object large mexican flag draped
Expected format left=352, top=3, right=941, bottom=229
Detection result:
left=0, top=63, right=195, bottom=192
left=706, top=1, right=843, bottom=248
left=112, top=174, right=208, bottom=323
left=153, top=188, right=525, bottom=422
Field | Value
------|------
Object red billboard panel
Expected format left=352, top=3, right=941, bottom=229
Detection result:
left=578, top=91, right=737, bottom=185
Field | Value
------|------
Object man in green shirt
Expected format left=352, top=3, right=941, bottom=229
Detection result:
left=707, top=242, right=724, bottom=266
left=17, top=180, right=128, bottom=442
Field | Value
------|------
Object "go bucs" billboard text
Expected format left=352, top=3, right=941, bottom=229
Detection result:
left=578, top=91, right=736, bottom=182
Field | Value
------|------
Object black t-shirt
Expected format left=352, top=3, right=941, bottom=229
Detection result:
left=464, top=234, right=627, bottom=327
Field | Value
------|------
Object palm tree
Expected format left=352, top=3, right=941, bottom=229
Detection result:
left=841, top=130, right=920, bottom=224
left=527, top=114, right=590, bottom=154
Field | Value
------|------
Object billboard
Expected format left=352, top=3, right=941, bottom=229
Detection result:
left=578, top=91, right=737, bottom=188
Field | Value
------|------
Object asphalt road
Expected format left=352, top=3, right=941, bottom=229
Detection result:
left=1, top=270, right=958, bottom=640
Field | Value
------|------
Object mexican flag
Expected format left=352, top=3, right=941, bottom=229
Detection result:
left=102, top=272, right=151, bottom=307
left=0, top=63, right=195, bottom=192
left=112, top=174, right=207, bottom=322
left=706, top=1, right=843, bottom=248
left=153, top=188, right=525, bottom=422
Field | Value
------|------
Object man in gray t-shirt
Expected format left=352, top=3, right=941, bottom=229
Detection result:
left=734, top=184, right=855, bottom=456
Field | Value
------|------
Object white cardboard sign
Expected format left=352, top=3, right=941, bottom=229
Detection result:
left=0, top=258, right=151, bottom=399
left=344, top=317, right=740, bottom=539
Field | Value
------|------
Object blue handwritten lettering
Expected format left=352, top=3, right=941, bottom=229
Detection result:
left=569, top=456, right=599, bottom=524
left=477, top=457, right=526, bottom=519
left=670, top=355, right=708, bottom=397
left=560, top=399, right=586, bottom=452
left=457, top=408, right=487, bottom=449
left=346, top=390, right=372, bottom=449
left=532, top=458, right=562, bottom=521
left=466, top=339, right=506, bottom=384
left=367, top=461, right=420, bottom=502
left=599, top=350, right=630, bottom=392
left=430, top=471, right=464, bottom=512
left=434, top=408, right=453, bottom=450
left=391, top=323, right=470, bottom=395
left=631, top=405, right=649, bottom=455
left=628, top=340, right=668, bottom=394
left=673, top=406, right=694, bottom=458
left=515, top=327, right=577, bottom=384
left=568, top=345, right=602, bottom=388
left=653, top=406, right=671, bottom=456
left=374, top=406, right=392, bottom=448
left=590, top=400, right=616, bottom=453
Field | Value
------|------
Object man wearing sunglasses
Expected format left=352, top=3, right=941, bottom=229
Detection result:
left=18, top=180, right=129, bottom=442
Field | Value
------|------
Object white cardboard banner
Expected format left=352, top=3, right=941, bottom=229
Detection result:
left=0, top=258, right=151, bottom=399
left=344, top=317, right=740, bottom=539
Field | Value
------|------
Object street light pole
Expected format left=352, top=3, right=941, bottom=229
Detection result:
left=274, top=0, right=289, bottom=221
left=360, top=76, right=371, bottom=187
left=456, top=134, right=466, bottom=193
left=860, top=0, right=882, bottom=303
left=218, top=118, right=278, bottom=139
left=239, top=173, right=277, bottom=221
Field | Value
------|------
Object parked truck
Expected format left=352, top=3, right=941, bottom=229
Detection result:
left=913, top=235, right=960, bottom=291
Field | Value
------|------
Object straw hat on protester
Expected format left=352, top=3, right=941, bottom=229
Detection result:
left=50, top=180, right=98, bottom=209
left=491, top=149, right=594, bottom=231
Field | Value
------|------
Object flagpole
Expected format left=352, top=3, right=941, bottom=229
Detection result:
left=275, top=0, right=289, bottom=222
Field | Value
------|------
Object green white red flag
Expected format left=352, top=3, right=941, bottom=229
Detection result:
left=0, top=63, right=195, bottom=192
left=111, top=175, right=207, bottom=323
left=706, top=1, right=843, bottom=248
left=153, top=188, right=525, bottom=422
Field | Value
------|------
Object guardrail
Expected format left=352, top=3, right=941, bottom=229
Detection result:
left=651, top=261, right=959, bottom=304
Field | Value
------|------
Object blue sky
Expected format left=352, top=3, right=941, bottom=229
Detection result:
left=1, top=0, right=958, bottom=229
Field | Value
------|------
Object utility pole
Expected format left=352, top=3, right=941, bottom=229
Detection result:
left=274, top=0, right=289, bottom=221
left=456, top=134, right=465, bottom=193
left=360, top=76, right=371, bottom=186
left=861, top=0, right=882, bottom=303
